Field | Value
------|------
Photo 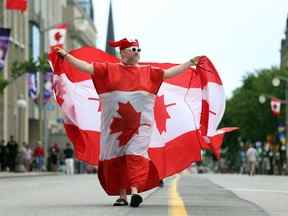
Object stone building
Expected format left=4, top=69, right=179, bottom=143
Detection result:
left=0, top=0, right=97, bottom=149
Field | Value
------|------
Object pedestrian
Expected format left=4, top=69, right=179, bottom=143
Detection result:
left=63, top=143, right=74, bottom=175
left=0, top=139, right=7, bottom=171
left=33, top=141, right=45, bottom=171
left=17, top=142, right=27, bottom=172
left=49, top=143, right=60, bottom=172
left=246, top=144, right=257, bottom=176
left=23, top=143, right=33, bottom=172
left=56, top=38, right=199, bottom=207
left=239, top=150, right=246, bottom=174
left=6, top=135, right=18, bottom=172
left=262, top=153, right=270, bottom=175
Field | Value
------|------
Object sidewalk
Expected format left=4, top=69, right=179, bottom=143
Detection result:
left=0, top=171, right=61, bottom=179
left=204, top=174, right=288, bottom=216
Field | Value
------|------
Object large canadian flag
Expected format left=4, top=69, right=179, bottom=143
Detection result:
left=48, top=24, right=67, bottom=51
left=48, top=47, right=231, bottom=194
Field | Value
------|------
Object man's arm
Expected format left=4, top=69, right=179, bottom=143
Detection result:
left=56, top=48, right=94, bottom=74
left=163, top=57, right=199, bottom=79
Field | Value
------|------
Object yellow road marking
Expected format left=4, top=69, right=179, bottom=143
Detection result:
left=169, top=175, right=188, bottom=216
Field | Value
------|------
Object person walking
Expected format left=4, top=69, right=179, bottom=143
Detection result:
left=23, top=143, right=33, bottom=172
left=0, top=139, right=7, bottom=171
left=63, top=143, right=74, bottom=175
left=33, top=141, right=45, bottom=171
left=246, top=144, right=257, bottom=176
left=55, top=38, right=199, bottom=207
left=6, top=136, right=18, bottom=172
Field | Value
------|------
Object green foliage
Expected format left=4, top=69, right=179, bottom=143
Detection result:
left=0, top=54, right=50, bottom=95
left=0, top=72, right=9, bottom=94
left=221, top=67, right=288, bottom=170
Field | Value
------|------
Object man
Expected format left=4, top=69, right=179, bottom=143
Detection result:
left=6, top=135, right=18, bottom=172
left=63, top=143, right=74, bottom=175
left=246, top=144, right=257, bottom=176
left=56, top=38, right=199, bottom=207
left=0, top=139, right=7, bottom=171
left=33, top=141, right=45, bottom=171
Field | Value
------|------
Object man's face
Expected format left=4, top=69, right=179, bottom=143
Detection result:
left=120, top=46, right=141, bottom=64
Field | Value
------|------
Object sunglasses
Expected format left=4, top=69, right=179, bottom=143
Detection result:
left=127, top=47, right=141, bottom=52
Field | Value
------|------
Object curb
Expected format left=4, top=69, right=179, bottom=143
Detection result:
left=0, top=172, right=61, bottom=179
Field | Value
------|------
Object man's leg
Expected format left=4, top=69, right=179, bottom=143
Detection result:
left=131, top=186, right=138, bottom=195
left=251, top=162, right=256, bottom=176
left=113, top=189, right=128, bottom=206
left=130, top=186, right=143, bottom=207
left=65, top=159, right=69, bottom=174
left=120, top=189, right=127, bottom=200
left=71, top=159, right=74, bottom=174
left=67, top=159, right=74, bottom=175
left=248, top=162, right=252, bottom=176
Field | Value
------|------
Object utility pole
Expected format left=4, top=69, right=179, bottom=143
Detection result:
left=38, top=0, right=47, bottom=167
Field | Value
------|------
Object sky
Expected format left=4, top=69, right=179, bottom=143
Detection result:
left=93, top=0, right=288, bottom=98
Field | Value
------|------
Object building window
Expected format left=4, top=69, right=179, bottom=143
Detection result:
left=77, top=0, right=94, bottom=21
left=29, top=22, right=40, bottom=60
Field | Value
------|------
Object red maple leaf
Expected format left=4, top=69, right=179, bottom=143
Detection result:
left=154, top=95, right=176, bottom=134
left=110, top=102, right=143, bottom=146
left=54, top=32, right=62, bottom=42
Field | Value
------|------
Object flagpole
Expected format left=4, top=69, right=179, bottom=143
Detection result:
left=3, top=0, right=8, bottom=142
left=38, top=0, right=47, bottom=169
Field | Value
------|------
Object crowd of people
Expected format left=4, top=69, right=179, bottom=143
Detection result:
left=239, top=143, right=287, bottom=176
left=0, top=135, right=88, bottom=174
left=205, top=141, right=287, bottom=176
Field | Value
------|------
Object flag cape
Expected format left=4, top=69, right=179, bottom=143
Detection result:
left=49, top=47, right=229, bottom=194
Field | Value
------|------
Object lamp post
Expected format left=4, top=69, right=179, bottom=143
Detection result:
left=272, top=76, right=288, bottom=174
left=16, top=95, right=27, bottom=144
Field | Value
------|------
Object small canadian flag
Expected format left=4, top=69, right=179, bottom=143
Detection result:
left=271, top=97, right=281, bottom=116
left=5, top=0, right=27, bottom=12
left=48, top=24, right=67, bottom=51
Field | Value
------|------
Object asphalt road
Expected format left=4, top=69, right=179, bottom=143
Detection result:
left=0, top=172, right=285, bottom=216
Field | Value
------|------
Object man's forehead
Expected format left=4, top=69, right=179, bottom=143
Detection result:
left=127, top=46, right=140, bottom=49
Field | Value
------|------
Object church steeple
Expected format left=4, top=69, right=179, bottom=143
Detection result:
left=280, top=14, right=288, bottom=68
left=105, top=1, right=116, bottom=56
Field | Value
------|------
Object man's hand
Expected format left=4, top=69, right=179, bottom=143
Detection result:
left=54, top=47, right=94, bottom=74
left=55, top=47, right=69, bottom=58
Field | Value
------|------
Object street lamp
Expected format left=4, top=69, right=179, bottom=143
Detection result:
left=272, top=77, right=280, bottom=87
left=272, top=75, right=288, bottom=174
left=258, top=95, right=267, bottom=104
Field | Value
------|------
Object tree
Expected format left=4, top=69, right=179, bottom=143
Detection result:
left=221, top=67, right=288, bottom=170
left=0, top=54, right=50, bottom=94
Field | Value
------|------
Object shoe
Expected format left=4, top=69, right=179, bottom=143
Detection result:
left=113, top=198, right=128, bottom=206
left=130, top=194, right=143, bottom=207
left=159, top=180, right=164, bottom=188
